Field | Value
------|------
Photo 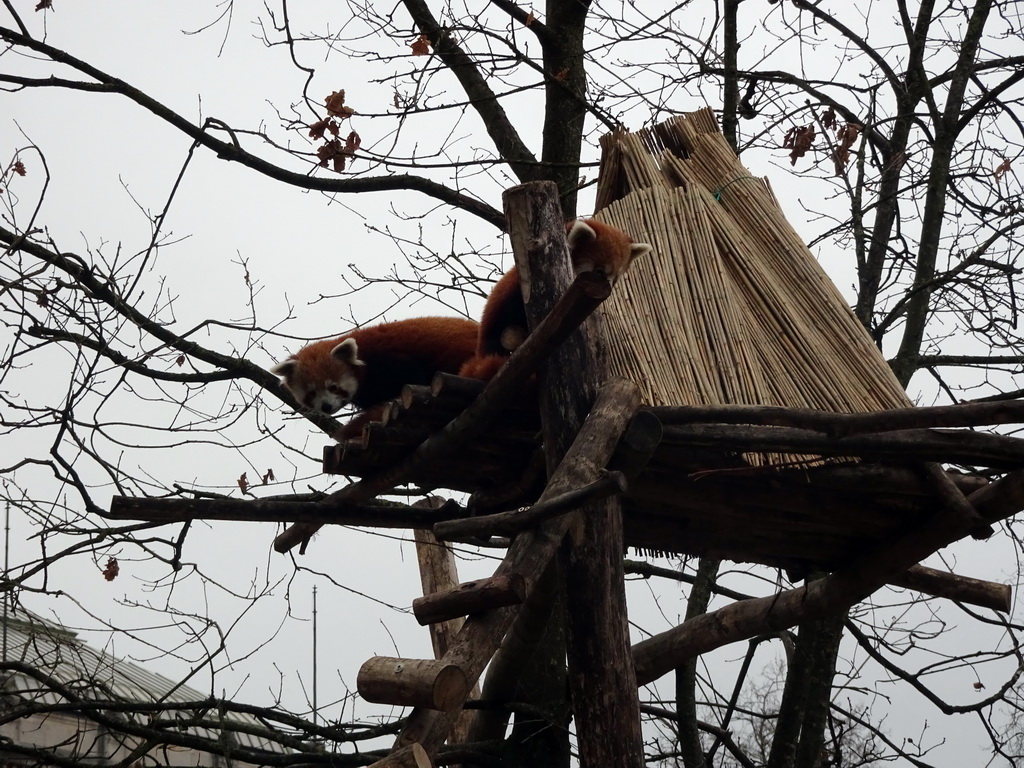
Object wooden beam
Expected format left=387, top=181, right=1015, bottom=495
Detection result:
left=660, top=423, right=1024, bottom=467
left=412, top=575, right=527, bottom=626
left=107, top=495, right=462, bottom=527
left=432, top=472, right=627, bottom=540
left=649, top=399, right=1024, bottom=436
left=357, top=657, right=469, bottom=711
left=889, top=565, right=1011, bottom=613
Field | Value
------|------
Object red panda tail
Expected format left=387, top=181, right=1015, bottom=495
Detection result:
left=458, top=354, right=508, bottom=382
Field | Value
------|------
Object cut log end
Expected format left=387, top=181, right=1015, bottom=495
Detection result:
left=357, top=657, right=469, bottom=712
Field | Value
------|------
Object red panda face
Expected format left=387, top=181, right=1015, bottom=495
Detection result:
left=565, top=219, right=652, bottom=283
left=271, top=337, right=363, bottom=414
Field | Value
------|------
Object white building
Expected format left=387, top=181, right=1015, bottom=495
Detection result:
left=0, top=608, right=292, bottom=767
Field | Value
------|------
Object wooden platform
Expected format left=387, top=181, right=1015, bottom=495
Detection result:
left=323, top=375, right=997, bottom=574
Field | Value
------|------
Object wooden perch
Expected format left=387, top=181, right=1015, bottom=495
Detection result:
left=357, top=657, right=469, bottom=712
left=412, top=574, right=528, bottom=626
left=108, top=495, right=463, bottom=527
left=631, top=467, right=1024, bottom=686
left=272, top=267, right=613, bottom=554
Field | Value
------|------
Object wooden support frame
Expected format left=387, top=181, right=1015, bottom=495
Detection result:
left=392, top=377, right=642, bottom=756
left=631, top=468, right=1024, bottom=685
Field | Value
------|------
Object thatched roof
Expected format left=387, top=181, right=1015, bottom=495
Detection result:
left=595, top=109, right=910, bottom=416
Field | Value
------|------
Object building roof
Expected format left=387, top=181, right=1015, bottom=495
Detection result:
left=0, top=605, right=291, bottom=761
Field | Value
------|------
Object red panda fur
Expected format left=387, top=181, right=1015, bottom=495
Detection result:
left=457, top=353, right=508, bottom=383
left=461, top=219, right=651, bottom=379
left=272, top=316, right=478, bottom=437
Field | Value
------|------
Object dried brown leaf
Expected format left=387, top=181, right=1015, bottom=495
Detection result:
left=822, top=106, right=837, bottom=131
left=411, top=35, right=431, bottom=56
left=783, top=124, right=815, bottom=166
left=994, top=158, right=1012, bottom=181
left=102, top=557, right=119, bottom=581
left=324, top=90, right=354, bottom=119
left=308, top=119, right=331, bottom=141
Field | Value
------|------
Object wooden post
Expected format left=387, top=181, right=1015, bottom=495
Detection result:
left=506, top=181, right=645, bottom=768
left=412, top=508, right=482, bottom=759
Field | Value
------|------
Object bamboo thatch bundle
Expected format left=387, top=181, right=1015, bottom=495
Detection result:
left=592, top=109, right=911, bottom=465
left=595, top=110, right=912, bottom=412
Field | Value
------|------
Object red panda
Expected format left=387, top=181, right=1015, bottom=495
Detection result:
left=272, top=316, right=478, bottom=438
left=459, top=219, right=651, bottom=379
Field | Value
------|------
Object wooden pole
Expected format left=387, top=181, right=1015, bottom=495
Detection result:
left=508, top=180, right=645, bottom=768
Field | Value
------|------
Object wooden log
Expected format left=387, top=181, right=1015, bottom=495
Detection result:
left=511, top=180, right=644, bottom=768
left=395, top=377, right=643, bottom=756
left=624, top=558, right=1012, bottom=614
left=648, top=399, right=1024, bottom=436
left=367, top=743, right=433, bottom=768
left=413, top=574, right=528, bottom=626
left=432, top=472, right=627, bottom=540
left=357, top=657, right=469, bottom=712
left=921, top=462, right=993, bottom=539
left=608, top=410, right=664, bottom=479
left=429, top=373, right=539, bottom=417
left=660, top=423, right=1024, bottom=467
left=107, top=495, right=462, bottom=527
left=430, top=372, right=484, bottom=401
left=890, top=565, right=1011, bottom=613
left=412, top=506, right=480, bottom=761
left=413, top=500, right=468, bottom=657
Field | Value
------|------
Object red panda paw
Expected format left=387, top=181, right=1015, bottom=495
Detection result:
left=334, top=403, right=389, bottom=443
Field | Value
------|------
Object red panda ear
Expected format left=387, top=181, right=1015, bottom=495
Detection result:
left=566, top=219, right=598, bottom=249
left=630, top=242, right=652, bottom=260
left=270, top=359, right=298, bottom=381
left=331, top=338, right=365, bottom=366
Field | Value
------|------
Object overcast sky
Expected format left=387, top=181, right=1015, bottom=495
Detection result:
left=2, top=2, right=1019, bottom=763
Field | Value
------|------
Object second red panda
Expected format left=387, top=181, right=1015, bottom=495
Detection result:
left=460, top=219, right=651, bottom=380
